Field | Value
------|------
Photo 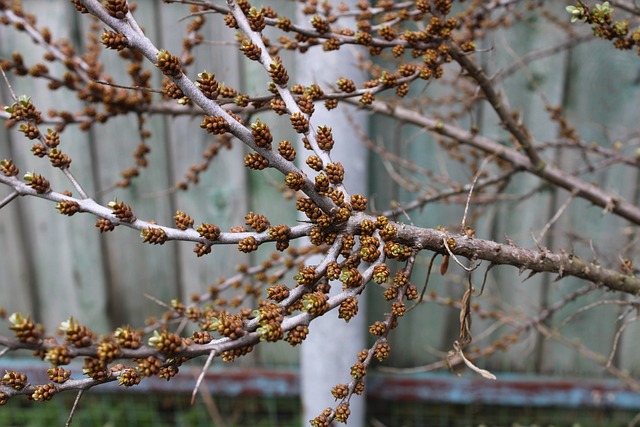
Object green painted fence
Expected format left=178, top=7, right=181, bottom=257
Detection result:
left=1, top=0, right=639, bottom=383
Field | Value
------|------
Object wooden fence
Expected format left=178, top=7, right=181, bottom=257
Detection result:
left=1, top=0, right=639, bottom=382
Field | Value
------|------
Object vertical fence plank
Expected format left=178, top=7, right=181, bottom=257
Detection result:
left=76, top=3, right=182, bottom=327
left=0, top=1, right=110, bottom=331
left=476, top=9, right=573, bottom=374
left=566, top=40, right=640, bottom=374
left=156, top=3, right=252, bottom=320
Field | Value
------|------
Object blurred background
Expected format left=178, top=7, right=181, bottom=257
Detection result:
left=1, top=1, right=640, bottom=425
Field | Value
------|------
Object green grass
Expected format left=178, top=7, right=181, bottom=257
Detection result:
left=2, top=393, right=638, bottom=426
left=368, top=400, right=639, bottom=427
left=0, top=393, right=301, bottom=427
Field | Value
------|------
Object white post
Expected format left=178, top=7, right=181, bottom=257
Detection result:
left=296, top=12, right=368, bottom=426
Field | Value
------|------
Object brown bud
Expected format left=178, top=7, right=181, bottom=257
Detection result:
left=108, top=200, right=136, bottom=223
left=24, top=172, right=50, bottom=194
left=97, top=341, right=121, bottom=364
left=290, top=112, right=309, bottom=134
left=197, top=223, right=221, bottom=241
left=163, top=79, right=185, bottom=100
left=285, top=325, right=308, bottom=346
left=335, top=402, right=351, bottom=423
left=338, top=297, right=358, bottom=322
left=238, top=236, right=259, bottom=253
left=32, top=383, right=57, bottom=401
left=278, top=140, right=296, bottom=161
left=48, top=367, right=71, bottom=384
left=224, top=13, right=238, bottom=29
left=148, top=329, right=184, bottom=355
left=336, top=77, right=356, bottom=93
left=200, top=115, right=230, bottom=135
left=155, top=50, right=182, bottom=77
left=196, top=71, right=219, bottom=99
left=173, top=210, right=194, bottom=230
left=56, top=200, right=80, bottom=216
left=101, top=30, right=128, bottom=50
left=276, top=16, right=292, bottom=31
left=251, top=119, right=273, bottom=149
left=48, top=149, right=71, bottom=168
left=306, top=155, right=323, bottom=171
left=374, top=341, right=391, bottom=361
left=141, top=227, right=168, bottom=245
left=325, top=162, right=344, bottom=184
left=285, top=172, right=306, bottom=191
left=104, top=0, right=129, bottom=19
left=0, top=159, right=19, bottom=177
left=316, top=126, right=334, bottom=151
left=96, top=218, right=116, bottom=233
left=240, top=40, right=262, bottom=60
left=245, top=211, right=270, bottom=232
left=244, top=153, right=269, bottom=170
left=31, top=144, right=47, bottom=158
left=118, top=368, right=141, bottom=387
left=2, top=370, right=28, bottom=390
left=270, top=97, right=288, bottom=115
left=311, top=15, right=331, bottom=33
left=45, top=129, right=60, bottom=148
left=193, top=242, right=212, bottom=257
left=20, top=123, right=40, bottom=140
left=248, top=8, right=265, bottom=32
left=350, top=362, right=366, bottom=380
left=269, top=57, right=289, bottom=86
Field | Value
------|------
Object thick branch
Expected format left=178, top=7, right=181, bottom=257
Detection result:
left=391, top=221, right=640, bottom=295
left=77, top=0, right=338, bottom=214
left=448, top=43, right=546, bottom=171
left=354, top=100, right=640, bottom=226
left=2, top=170, right=637, bottom=294
left=0, top=174, right=313, bottom=245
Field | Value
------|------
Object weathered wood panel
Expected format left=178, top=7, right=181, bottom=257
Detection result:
left=0, top=1, right=638, bottom=382
left=0, top=1, right=110, bottom=332
left=155, top=4, right=250, bottom=313
left=367, top=2, right=640, bottom=378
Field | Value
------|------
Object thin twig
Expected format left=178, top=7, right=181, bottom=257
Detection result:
left=4, top=60, right=89, bottom=199
left=456, top=346, right=497, bottom=380
left=494, top=34, right=593, bottom=82
left=474, top=263, right=495, bottom=297
left=390, top=200, right=414, bottom=225
left=606, top=314, right=638, bottom=368
left=0, top=191, right=19, bottom=210
left=407, top=252, right=438, bottom=313
left=65, top=390, right=84, bottom=427
left=0, top=65, right=18, bottom=100
left=92, top=79, right=163, bottom=93
left=380, top=168, right=519, bottom=217
left=143, top=293, right=173, bottom=310
left=609, top=0, right=640, bottom=15
left=536, top=323, right=640, bottom=390
left=460, top=156, right=493, bottom=234
left=61, top=169, right=89, bottom=200
left=537, top=189, right=579, bottom=241
left=442, top=237, right=479, bottom=272
left=191, top=350, right=217, bottom=405
left=351, top=99, right=640, bottom=225
left=379, top=358, right=451, bottom=374
left=628, top=411, right=640, bottom=427
left=559, top=299, right=638, bottom=330
left=190, top=369, right=228, bottom=427
left=448, top=42, right=546, bottom=172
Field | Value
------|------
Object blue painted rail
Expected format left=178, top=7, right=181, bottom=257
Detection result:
left=2, top=359, right=639, bottom=410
